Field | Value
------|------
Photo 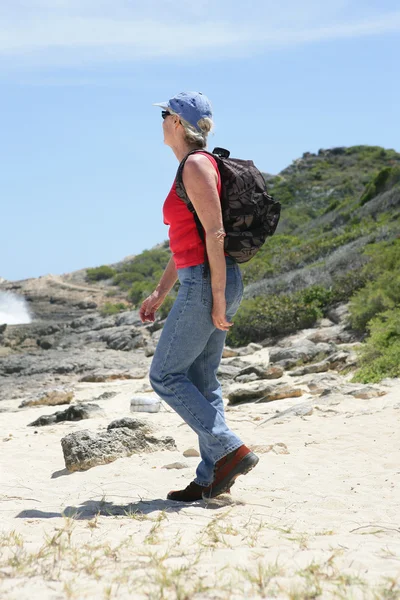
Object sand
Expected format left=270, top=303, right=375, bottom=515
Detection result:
left=0, top=372, right=399, bottom=599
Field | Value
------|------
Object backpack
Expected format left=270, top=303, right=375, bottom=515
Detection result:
left=175, top=147, right=281, bottom=263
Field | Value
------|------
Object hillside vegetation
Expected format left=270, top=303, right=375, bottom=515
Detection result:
left=86, top=145, right=400, bottom=382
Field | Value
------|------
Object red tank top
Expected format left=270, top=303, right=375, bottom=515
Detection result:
left=163, top=153, right=222, bottom=269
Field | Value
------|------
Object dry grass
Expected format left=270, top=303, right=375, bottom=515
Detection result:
left=0, top=510, right=399, bottom=600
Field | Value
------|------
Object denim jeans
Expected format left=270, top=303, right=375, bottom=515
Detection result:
left=149, top=257, right=244, bottom=486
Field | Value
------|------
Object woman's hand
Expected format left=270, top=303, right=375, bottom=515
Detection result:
left=211, top=296, right=233, bottom=331
left=139, top=291, right=165, bottom=323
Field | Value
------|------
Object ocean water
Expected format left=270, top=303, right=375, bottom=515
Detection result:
left=0, top=291, right=32, bottom=325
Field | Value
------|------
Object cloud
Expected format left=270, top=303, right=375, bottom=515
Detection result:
left=0, top=1, right=398, bottom=68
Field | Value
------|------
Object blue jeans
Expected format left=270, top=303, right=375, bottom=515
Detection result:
left=149, top=257, right=244, bottom=486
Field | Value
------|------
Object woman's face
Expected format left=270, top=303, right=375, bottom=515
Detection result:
left=162, top=112, right=179, bottom=147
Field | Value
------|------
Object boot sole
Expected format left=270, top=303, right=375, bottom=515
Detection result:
left=202, top=452, right=259, bottom=499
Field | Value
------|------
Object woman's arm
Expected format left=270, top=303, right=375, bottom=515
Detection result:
left=139, top=256, right=177, bottom=322
left=182, top=154, right=232, bottom=332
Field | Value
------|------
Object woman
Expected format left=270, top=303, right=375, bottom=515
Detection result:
left=140, top=91, right=259, bottom=502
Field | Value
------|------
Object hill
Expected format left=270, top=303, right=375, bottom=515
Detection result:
left=1, top=145, right=399, bottom=383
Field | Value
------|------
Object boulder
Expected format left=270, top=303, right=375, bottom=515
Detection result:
left=289, top=361, right=331, bottom=376
left=107, top=417, right=154, bottom=433
left=162, top=462, right=189, bottom=470
left=79, top=369, right=146, bottom=383
left=61, top=427, right=176, bottom=472
left=19, top=387, right=74, bottom=408
left=227, top=381, right=304, bottom=405
left=237, top=343, right=263, bottom=356
left=217, top=364, right=243, bottom=380
left=306, top=326, right=344, bottom=344
left=235, top=364, right=284, bottom=381
left=183, top=447, right=200, bottom=457
left=266, top=402, right=314, bottom=422
left=327, top=303, right=350, bottom=325
left=269, top=340, right=320, bottom=364
left=222, top=346, right=239, bottom=358
left=28, top=403, right=103, bottom=427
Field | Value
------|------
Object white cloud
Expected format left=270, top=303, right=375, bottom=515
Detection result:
left=0, top=1, right=398, bottom=68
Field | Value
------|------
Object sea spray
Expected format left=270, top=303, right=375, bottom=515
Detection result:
left=0, top=291, right=32, bottom=325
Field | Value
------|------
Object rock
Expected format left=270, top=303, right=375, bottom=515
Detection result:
left=222, top=346, right=239, bottom=358
left=93, top=391, right=117, bottom=401
left=251, top=443, right=289, bottom=454
left=107, top=417, right=153, bottom=433
left=348, top=386, right=387, bottom=399
left=28, top=403, right=103, bottom=427
left=269, top=340, right=320, bottom=364
left=130, top=396, right=161, bottom=413
left=289, top=361, right=331, bottom=376
left=306, top=326, right=344, bottom=344
left=275, top=358, right=300, bottom=371
left=79, top=369, right=146, bottom=383
left=235, top=373, right=259, bottom=383
left=37, top=337, right=54, bottom=350
left=237, top=343, right=263, bottom=356
left=100, top=327, right=143, bottom=351
left=307, top=373, right=343, bottom=391
left=217, top=364, right=242, bottom=380
left=19, top=387, right=74, bottom=408
left=143, top=338, right=156, bottom=357
left=315, top=318, right=335, bottom=328
left=183, top=448, right=200, bottom=457
left=61, top=428, right=176, bottom=472
left=260, top=402, right=314, bottom=424
left=220, top=357, right=254, bottom=370
left=235, top=365, right=283, bottom=381
left=327, top=303, right=350, bottom=325
left=114, top=310, right=142, bottom=327
left=227, top=381, right=304, bottom=405
left=162, top=462, right=189, bottom=470
left=235, top=364, right=284, bottom=381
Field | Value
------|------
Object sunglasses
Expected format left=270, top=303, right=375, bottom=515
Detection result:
left=161, top=110, right=171, bottom=120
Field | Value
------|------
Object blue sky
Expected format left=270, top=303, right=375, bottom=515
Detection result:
left=0, top=0, right=399, bottom=281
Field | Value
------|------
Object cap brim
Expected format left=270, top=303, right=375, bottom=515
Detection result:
left=153, top=102, right=169, bottom=109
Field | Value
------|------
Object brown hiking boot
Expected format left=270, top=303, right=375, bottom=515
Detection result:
left=167, top=480, right=231, bottom=502
left=202, top=445, right=259, bottom=499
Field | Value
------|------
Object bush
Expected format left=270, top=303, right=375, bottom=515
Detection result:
left=352, top=308, right=400, bottom=383
left=349, top=239, right=400, bottom=332
left=360, top=166, right=400, bottom=206
left=100, top=302, right=130, bottom=316
left=227, top=286, right=326, bottom=346
left=86, top=265, right=116, bottom=282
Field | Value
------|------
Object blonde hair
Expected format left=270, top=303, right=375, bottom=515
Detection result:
left=170, top=110, right=214, bottom=149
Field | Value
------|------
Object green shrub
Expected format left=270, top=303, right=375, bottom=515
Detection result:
left=349, top=239, right=400, bottom=332
left=227, top=287, right=326, bottom=346
left=86, top=265, right=116, bottom=281
left=352, top=308, right=400, bottom=383
left=360, top=166, right=400, bottom=205
left=100, top=302, right=130, bottom=316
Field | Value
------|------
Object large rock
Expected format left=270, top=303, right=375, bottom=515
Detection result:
left=79, top=369, right=146, bottom=382
left=61, top=426, right=176, bottom=472
left=235, top=364, right=284, bottom=381
left=19, top=387, right=74, bottom=408
left=28, top=403, right=103, bottom=427
left=269, top=340, right=329, bottom=365
left=227, top=381, right=304, bottom=405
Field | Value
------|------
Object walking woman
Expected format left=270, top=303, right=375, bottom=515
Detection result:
left=140, top=92, right=259, bottom=502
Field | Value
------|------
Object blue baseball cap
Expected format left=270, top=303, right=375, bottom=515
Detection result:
left=153, top=91, right=212, bottom=132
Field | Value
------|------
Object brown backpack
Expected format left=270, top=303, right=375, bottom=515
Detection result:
left=175, top=147, right=281, bottom=263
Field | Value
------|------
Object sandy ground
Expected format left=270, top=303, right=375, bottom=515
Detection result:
left=1, top=369, right=400, bottom=600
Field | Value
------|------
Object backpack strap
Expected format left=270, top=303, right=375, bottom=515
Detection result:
left=175, top=149, right=221, bottom=211
left=175, top=149, right=223, bottom=274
